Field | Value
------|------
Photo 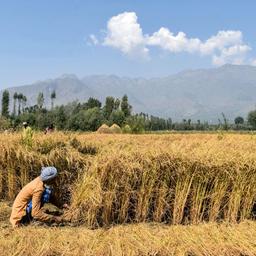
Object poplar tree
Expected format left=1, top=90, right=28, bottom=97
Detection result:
left=1, top=90, right=10, bottom=117
left=121, top=94, right=132, bottom=117
left=104, top=96, right=115, bottom=119
left=51, top=90, right=56, bottom=110
left=37, top=92, right=44, bottom=109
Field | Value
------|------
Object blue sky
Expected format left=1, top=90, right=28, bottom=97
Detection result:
left=0, top=0, right=255, bottom=89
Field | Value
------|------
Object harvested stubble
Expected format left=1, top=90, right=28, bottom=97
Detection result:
left=1, top=220, right=256, bottom=256
left=1, top=132, right=256, bottom=227
left=1, top=202, right=256, bottom=256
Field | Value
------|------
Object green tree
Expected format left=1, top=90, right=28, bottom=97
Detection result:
left=17, top=93, right=23, bottom=115
left=114, top=98, right=120, bottom=110
left=121, top=94, right=132, bottom=117
left=35, top=109, right=55, bottom=130
left=196, top=119, right=203, bottom=130
left=104, top=96, right=115, bottom=120
left=167, top=118, right=172, bottom=130
left=85, top=97, right=102, bottom=109
left=248, top=110, right=256, bottom=129
left=50, top=90, right=56, bottom=110
left=1, top=90, right=10, bottom=117
left=18, top=112, right=36, bottom=127
left=234, top=116, right=244, bottom=125
left=22, top=95, right=27, bottom=113
left=109, top=110, right=125, bottom=126
left=13, top=92, right=18, bottom=116
left=37, top=92, right=44, bottom=109
left=67, top=107, right=103, bottom=131
left=55, top=106, right=67, bottom=130
left=126, top=115, right=145, bottom=133
left=84, top=107, right=104, bottom=131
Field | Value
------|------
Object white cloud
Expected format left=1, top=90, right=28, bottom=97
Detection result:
left=212, top=45, right=251, bottom=66
left=95, top=11, right=254, bottom=65
left=147, top=28, right=251, bottom=65
left=200, top=31, right=243, bottom=55
left=146, top=28, right=201, bottom=53
left=103, top=12, right=148, bottom=58
left=200, top=31, right=251, bottom=66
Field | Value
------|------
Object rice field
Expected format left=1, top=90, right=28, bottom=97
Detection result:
left=1, top=132, right=256, bottom=255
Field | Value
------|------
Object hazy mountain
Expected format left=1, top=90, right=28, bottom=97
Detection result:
left=1, top=64, right=256, bottom=122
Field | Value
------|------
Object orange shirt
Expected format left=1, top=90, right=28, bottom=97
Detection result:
left=10, top=177, right=55, bottom=227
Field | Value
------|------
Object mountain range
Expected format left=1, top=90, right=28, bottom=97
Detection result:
left=1, top=64, right=256, bottom=122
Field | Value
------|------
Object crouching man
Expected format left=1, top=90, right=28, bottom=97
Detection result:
left=10, top=166, right=63, bottom=228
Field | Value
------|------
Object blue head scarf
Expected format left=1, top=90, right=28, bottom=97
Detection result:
left=40, top=166, right=58, bottom=182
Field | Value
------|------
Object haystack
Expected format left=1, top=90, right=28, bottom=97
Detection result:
left=97, top=124, right=112, bottom=134
left=122, top=124, right=132, bottom=134
left=110, top=124, right=122, bottom=134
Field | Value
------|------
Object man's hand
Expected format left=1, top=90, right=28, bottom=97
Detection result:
left=62, top=204, right=70, bottom=209
left=53, top=216, right=62, bottom=223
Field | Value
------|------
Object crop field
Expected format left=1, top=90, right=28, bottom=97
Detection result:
left=1, top=132, right=256, bottom=255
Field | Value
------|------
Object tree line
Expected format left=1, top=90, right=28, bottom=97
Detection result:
left=0, top=90, right=172, bottom=132
left=2, top=89, right=256, bottom=132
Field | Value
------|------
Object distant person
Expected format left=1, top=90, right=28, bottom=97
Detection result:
left=22, top=122, right=33, bottom=147
left=44, top=124, right=54, bottom=134
left=10, top=167, right=65, bottom=228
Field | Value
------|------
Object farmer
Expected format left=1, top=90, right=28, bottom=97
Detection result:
left=22, top=121, right=33, bottom=147
left=10, top=166, right=63, bottom=228
left=44, top=123, right=54, bottom=134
